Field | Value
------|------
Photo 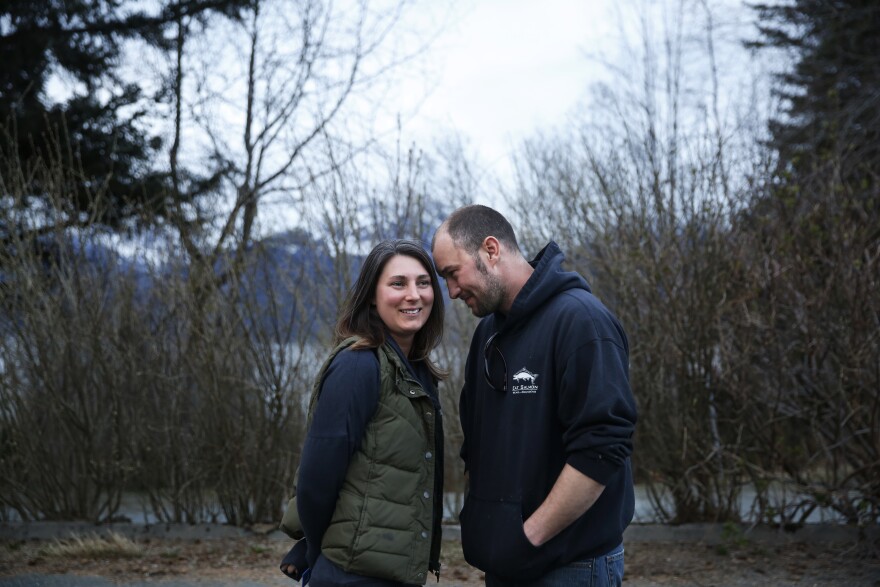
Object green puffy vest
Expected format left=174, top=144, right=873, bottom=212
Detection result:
left=281, top=337, right=442, bottom=584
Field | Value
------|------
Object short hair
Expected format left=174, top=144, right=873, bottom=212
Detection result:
left=439, top=204, right=520, bottom=256
left=335, top=239, right=446, bottom=380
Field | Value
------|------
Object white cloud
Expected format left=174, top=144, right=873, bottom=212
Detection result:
left=402, top=0, right=615, bottom=170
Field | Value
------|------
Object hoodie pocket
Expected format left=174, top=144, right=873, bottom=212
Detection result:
left=460, top=494, right=550, bottom=580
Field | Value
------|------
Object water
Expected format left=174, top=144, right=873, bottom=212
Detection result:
left=2, top=485, right=855, bottom=525
left=443, top=485, right=851, bottom=525
left=630, top=484, right=852, bottom=524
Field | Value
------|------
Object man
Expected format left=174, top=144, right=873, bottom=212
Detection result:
left=432, top=205, right=637, bottom=587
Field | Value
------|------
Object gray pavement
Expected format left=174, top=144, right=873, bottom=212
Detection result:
left=0, top=577, right=284, bottom=587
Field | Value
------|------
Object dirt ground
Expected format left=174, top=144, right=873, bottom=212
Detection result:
left=1, top=533, right=879, bottom=587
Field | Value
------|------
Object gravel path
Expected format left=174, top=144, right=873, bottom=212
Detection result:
left=1, top=523, right=878, bottom=587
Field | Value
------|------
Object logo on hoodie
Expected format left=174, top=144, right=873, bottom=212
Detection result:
left=511, top=368, right=539, bottom=394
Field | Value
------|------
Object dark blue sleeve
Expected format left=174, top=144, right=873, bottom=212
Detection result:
left=458, top=351, right=474, bottom=469
left=559, top=337, right=637, bottom=485
left=459, top=324, right=488, bottom=470
left=297, top=348, right=380, bottom=568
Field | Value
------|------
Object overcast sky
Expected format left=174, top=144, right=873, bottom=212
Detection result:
left=393, top=0, right=760, bottom=188
left=382, top=0, right=626, bottom=193
left=404, top=0, right=615, bottom=172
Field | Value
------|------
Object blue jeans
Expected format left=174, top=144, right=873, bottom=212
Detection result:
left=485, top=544, right=625, bottom=587
left=308, top=554, right=414, bottom=587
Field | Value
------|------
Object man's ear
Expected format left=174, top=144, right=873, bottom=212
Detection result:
left=483, top=236, right=501, bottom=264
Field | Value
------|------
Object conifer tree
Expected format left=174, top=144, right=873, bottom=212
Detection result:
left=750, top=0, right=880, bottom=194
left=746, top=0, right=880, bottom=523
left=0, top=0, right=249, bottom=233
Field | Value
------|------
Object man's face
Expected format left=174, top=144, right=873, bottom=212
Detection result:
left=432, top=231, right=505, bottom=318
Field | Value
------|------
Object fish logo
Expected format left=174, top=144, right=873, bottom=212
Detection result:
left=512, top=368, right=538, bottom=385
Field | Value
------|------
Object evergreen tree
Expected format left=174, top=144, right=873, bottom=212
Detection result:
left=745, top=0, right=880, bottom=523
left=0, top=0, right=248, bottom=234
left=750, top=0, right=880, bottom=194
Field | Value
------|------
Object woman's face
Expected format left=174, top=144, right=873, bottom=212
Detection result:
left=374, top=254, right=434, bottom=351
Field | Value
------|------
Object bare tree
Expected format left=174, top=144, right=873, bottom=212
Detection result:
left=154, top=0, right=442, bottom=521
left=509, top=0, right=765, bottom=523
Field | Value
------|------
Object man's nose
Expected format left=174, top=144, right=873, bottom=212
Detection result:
left=446, top=281, right=461, bottom=299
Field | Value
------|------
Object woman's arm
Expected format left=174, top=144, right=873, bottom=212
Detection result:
left=296, top=349, right=381, bottom=568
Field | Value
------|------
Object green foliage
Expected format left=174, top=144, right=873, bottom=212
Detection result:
left=720, top=522, right=749, bottom=548
left=749, top=0, right=880, bottom=193
left=0, top=0, right=250, bottom=233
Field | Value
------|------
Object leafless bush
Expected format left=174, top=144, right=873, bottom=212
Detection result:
left=0, top=138, right=143, bottom=521
left=730, top=166, right=880, bottom=527
left=508, top=0, right=767, bottom=524
left=0, top=134, right=321, bottom=524
left=507, top=0, right=879, bottom=527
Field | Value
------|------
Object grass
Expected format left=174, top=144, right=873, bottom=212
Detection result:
left=39, top=531, right=144, bottom=559
left=3, top=540, right=25, bottom=552
left=159, top=547, right=182, bottom=559
left=440, top=539, right=467, bottom=567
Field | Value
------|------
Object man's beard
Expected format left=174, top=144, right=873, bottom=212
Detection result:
left=470, top=256, right=506, bottom=317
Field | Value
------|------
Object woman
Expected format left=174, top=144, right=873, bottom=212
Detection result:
left=280, top=239, right=446, bottom=587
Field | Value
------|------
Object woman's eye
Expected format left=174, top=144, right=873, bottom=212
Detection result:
left=418, top=280, right=430, bottom=287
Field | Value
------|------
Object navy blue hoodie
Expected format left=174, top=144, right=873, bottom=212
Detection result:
left=458, top=241, right=637, bottom=582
